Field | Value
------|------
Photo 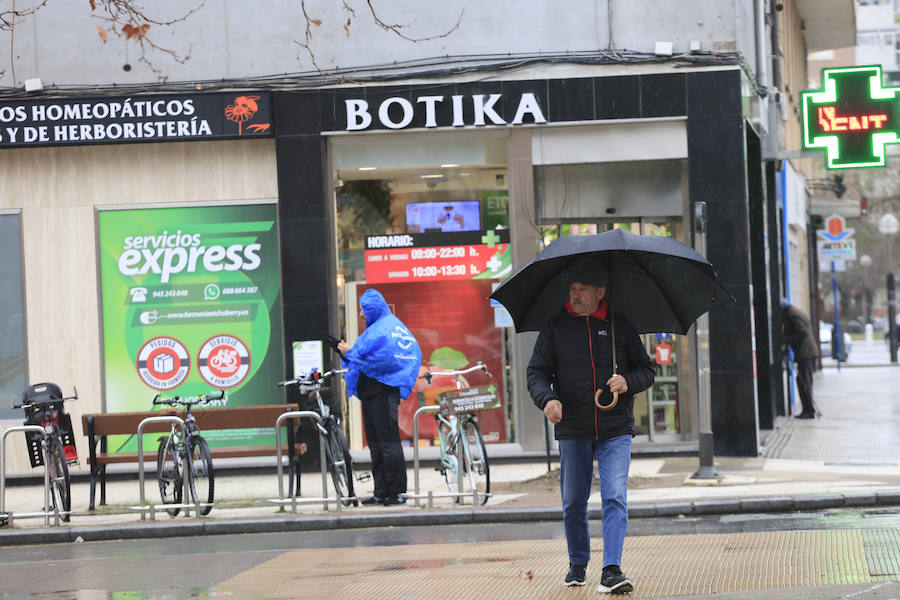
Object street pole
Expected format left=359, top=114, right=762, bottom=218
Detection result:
left=889, top=273, right=897, bottom=363
left=832, top=261, right=841, bottom=372
left=692, top=202, right=719, bottom=479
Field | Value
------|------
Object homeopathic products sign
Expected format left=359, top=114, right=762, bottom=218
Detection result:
left=98, top=203, right=283, bottom=452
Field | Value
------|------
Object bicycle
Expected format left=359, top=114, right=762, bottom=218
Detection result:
left=420, top=362, right=493, bottom=505
left=278, top=369, right=364, bottom=507
left=153, top=389, right=223, bottom=516
left=13, top=382, right=79, bottom=522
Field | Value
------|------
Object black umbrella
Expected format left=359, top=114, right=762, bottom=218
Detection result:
left=489, top=228, right=731, bottom=409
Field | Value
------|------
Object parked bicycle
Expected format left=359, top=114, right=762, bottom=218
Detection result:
left=420, top=362, right=493, bottom=505
left=278, top=369, right=364, bottom=507
left=153, top=390, right=223, bottom=516
left=12, top=382, right=79, bottom=522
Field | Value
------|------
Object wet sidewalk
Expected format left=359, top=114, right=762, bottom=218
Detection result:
left=2, top=345, right=899, bottom=546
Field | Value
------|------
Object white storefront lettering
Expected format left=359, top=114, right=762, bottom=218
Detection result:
left=345, top=92, right=546, bottom=131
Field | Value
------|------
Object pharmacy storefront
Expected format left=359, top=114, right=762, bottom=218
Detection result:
left=274, top=68, right=756, bottom=454
left=0, top=68, right=760, bottom=474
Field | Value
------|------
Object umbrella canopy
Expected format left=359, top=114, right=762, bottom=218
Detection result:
left=489, top=229, right=729, bottom=334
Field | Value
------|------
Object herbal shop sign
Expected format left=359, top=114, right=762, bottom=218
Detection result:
left=0, top=91, right=271, bottom=147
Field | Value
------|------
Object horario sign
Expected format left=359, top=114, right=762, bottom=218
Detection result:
left=802, top=65, right=900, bottom=169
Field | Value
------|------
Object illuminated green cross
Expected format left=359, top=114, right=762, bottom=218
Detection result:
left=481, top=230, right=500, bottom=248
left=802, top=65, right=900, bottom=169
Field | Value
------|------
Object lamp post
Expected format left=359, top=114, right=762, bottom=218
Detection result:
left=879, top=214, right=899, bottom=272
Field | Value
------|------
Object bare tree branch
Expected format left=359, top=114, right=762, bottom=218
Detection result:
left=364, top=0, right=462, bottom=43
left=0, top=0, right=48, bottom=30
left=295, top=0, right=462, bottom=79
left=92, top=0, right=206, bottom=81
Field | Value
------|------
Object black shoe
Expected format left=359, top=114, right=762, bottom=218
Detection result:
left=564, top=563, right=587, bottom=586
left=794, top=412, right=815, bottom=419
left=382, top=495, right=406, bottom=506
left=360, top=496, right=382, bottom=505
left=598, top=565, right=633, bottom=594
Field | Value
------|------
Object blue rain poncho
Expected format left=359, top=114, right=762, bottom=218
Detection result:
left=343, top=289, right=422, bottom=399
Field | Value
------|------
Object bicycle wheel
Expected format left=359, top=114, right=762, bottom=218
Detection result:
left=157, top=436, right=182, bottom=517
left=188, top=436, right=215, bottom=515
left=438, top=422, right=459, bottom=495
left=46, top=436, right=71, bottom=522
left=462, top=419, right=490, bottom=505
left=324, top=423, right=356, bottom=506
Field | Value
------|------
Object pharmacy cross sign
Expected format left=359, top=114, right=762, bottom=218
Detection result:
left=802, top=65, right=900, bottom=169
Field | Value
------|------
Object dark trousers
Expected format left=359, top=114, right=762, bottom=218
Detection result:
left=361, top=387, right=407, bottom=498
left=796, top=357, right=816, bottom=415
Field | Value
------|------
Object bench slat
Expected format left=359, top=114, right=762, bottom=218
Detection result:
left=87, top=445, right=295, bottom=464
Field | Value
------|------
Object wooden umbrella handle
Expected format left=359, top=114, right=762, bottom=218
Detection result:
left=595, top=388, right=618, bottom=410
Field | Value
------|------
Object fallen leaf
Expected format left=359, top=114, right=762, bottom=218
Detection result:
left=96, top=25, right=108, bottom=43
left=517, top=569, right=534, bottom=580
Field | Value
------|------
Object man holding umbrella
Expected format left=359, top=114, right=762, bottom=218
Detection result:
left=527, top=263, right=654, bottom=593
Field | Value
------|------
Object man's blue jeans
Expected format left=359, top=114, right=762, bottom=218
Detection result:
left=558, top=435, right=631, bottom=567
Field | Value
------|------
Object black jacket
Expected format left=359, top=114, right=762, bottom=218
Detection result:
left=527, top=302, right=655, bottom=440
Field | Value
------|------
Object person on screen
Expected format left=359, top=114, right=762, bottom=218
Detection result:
left=437, top=205, right=466, bottom=231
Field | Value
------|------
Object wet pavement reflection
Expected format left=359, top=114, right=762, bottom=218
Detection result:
left=2, top=508, right=900, bottom=599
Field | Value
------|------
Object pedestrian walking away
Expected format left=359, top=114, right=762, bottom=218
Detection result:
left=527, top=263, right=654, bottom=593
left=780, top=299, right=820, bottom=419
left=338, top=289, right=422, bottom=506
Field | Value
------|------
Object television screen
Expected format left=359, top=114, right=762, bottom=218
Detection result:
left=406, top=200, right=481, bottom=233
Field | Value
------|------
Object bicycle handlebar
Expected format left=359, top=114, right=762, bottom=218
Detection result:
left=420, top=362, right=492, bottom=384
left=12, top=387, right=79, bottom=409
left=277, top=368, right=348, bottom=388
left=152, top=389, right=225, bottom=407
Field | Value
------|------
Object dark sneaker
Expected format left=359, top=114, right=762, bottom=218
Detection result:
left=382, top=495, right=407, bottom=506
left=598, top=566, right=633, bottom=594
left=794, top=412, right=815, bottom=419
left=360, top=496, right=382, bottom=505
left=564, top=563, right=587, bottom=586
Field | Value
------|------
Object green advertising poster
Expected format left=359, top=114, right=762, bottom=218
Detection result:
left=98, top=203, right=283, bottom=452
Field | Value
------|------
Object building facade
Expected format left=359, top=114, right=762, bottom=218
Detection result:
left=0, top=1, right=854, bottom=474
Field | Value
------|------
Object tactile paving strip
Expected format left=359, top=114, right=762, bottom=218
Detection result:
left=214, top=529, right=900, bottom=599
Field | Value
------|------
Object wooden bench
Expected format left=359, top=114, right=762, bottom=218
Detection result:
left=81, top=404, right=302, bottom=510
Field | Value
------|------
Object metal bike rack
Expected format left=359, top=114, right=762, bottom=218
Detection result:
left=132, top=416, right=192, bottom=521
left=269, top=411, right=336, bottom=513
left=406, top=405, right=481, bottom=508
left=0, top=425, right=58, bottom=527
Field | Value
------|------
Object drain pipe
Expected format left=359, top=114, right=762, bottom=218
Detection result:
left=755, top=0, right=770, bottom=94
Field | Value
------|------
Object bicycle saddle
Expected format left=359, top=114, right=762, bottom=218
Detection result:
left=23, top=382, right=63, bottom=404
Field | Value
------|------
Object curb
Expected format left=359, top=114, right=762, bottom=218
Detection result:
left=3, top=492, right=899, bottom=547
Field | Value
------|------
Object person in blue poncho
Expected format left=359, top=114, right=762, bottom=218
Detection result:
left=338, top=289, right=422, bottom=506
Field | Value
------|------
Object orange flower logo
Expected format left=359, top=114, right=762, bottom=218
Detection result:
left=225, top=95, right=270, bottom=135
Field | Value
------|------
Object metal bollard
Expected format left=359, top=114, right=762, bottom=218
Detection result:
left=136, top=416, right=186, bottom=521
left=411, top=405, right=440, bottom=507
left=1, top=425, right=53, bottom=526
left=275, top=411, right=329, bottom=512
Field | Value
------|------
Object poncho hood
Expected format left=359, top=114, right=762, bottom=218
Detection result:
left=343, top=289, right=422, bottom=399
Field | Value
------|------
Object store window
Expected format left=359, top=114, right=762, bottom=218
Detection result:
left=331, top=132, right=513, bottom=447
left=0, top=213, right=26, bottom=420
